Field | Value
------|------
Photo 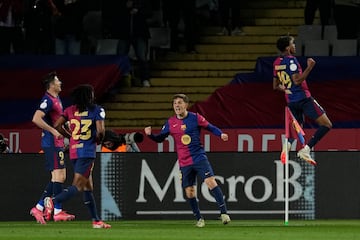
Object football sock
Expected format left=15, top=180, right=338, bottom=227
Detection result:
left=83, top=191, right=100, bottom=221
left=54, top=185, right=78, bottom=204
left=211, top=186, right=227, bottom=214
left=53, top=182, right=63, bottom=210
left=188, top=197, right=202, bottom=220
left=38, top=182, right=53, bottom=208
left=308, top=126, right=330, bottom=148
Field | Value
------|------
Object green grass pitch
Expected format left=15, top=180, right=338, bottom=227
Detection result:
left=1, top=220, right=360, bottom=240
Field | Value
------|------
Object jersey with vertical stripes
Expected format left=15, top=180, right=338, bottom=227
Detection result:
left=273, top=55, right=311, bottom=103
left=63, top=104, right=105, bottom=160
left=37, top=92, right=64, bottom=148
left=149, top=112, right=222, bottom=167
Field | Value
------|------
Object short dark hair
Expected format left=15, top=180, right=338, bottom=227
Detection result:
left=42, top=71, right=57, bottom=90
left=173, top=93, right=189, bottom=103
left=276, top=36, right=294, bottom=52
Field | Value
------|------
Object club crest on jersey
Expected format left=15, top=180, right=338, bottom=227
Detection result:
left=181, top=124, right=186, bottom=131
left=181, top=134, right=191, bottom=145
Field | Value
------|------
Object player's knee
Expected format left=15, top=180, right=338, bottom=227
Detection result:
left=204, top=177, right=218, bottom=190
left=52, top=169, right=66, bottom=183
left=185, top=186, right=196, bottom=198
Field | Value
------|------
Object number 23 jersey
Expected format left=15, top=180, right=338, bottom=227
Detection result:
left=63, top=104, right=105, bottom=160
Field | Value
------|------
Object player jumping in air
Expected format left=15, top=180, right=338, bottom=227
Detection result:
left=273, top=35, right=332, bottom=165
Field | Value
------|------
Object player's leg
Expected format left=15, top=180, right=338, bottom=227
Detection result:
left=83, top=176, right=98, bottom=221
left=45, top=158, right=91, bottom=222
left=298, top=98, right=332, bottom=165
left=48, top=147, right=68, bottom=220
left=49, top=158, right=96, bottom=222
left=185, top=185, right=205, bottom=227
left=30, top=181, right=52, bottom=224
left=182, top=166, right=204, bottom=227
left=30, top=147, right=60, bottom=224
left=45, top=179, right=78, bottom=222
left=82, top=171, right=111, bottom=229
left=308, top=113, right=332, bottom=148
left=198, top=160, right=231, bottom=224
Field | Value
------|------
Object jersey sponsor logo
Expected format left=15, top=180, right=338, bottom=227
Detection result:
left=181, top=134, right=191, bottom=145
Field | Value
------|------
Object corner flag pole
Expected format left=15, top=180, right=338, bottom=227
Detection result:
left=284, top=107, right=289, bottom=225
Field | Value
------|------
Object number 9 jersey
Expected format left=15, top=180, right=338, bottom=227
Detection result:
left=63, top=104, right=105, bottom=160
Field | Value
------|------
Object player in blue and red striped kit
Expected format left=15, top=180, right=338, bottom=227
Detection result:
left=45, top=84, right=111, bottom=229
left=144, top=94, right=231, bottom=228
left=30, top=71, right=74, bottom=224
left=273, top=35, right=332, bottom=165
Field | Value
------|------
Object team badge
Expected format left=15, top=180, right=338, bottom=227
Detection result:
left=181, top=134, right=191, bottom=145
left=181, top=124, right=186, bottom=131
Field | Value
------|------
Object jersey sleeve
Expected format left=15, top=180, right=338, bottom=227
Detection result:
left=38, top=96, right=53, bottom=114
left=197, top=113, right=222, bottom=136
left=95, top=106, right=106, bottom=121
left=148, top=121, right=170, bottom=143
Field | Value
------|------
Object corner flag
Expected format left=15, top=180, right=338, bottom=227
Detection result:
left=285, top=107, right=305, bottom=147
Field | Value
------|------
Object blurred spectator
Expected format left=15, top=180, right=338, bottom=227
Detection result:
left=23, top=0, right=55, bottom=54
left=0, top=0, right=25, bottom=54
left=304, top=0, right=333, bottom=26
left=333, top=0, right=360, bottom=39
left=52, top=0, right=87, bottom=55
left=102, top=0, right=152, bottom=87
left=217, top=0, right=244, bottom=36
left=162, top=0, right=198, bottom=53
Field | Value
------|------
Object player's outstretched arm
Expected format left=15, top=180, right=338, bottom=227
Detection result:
left=145, top=125, right=169, bottom=143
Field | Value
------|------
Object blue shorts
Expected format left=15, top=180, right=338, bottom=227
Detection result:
left=288, top=97, right=325, bottom=125
left=180, top=160, right=214, bottom=188
left=72, top=158, right=95, bottom=178
left=43, top=147, right=66, bottom=171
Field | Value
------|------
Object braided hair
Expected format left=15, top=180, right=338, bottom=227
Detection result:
left=70, top=84, right=95, bottom=113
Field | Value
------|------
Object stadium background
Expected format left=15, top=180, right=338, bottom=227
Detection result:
left=0, top=54, right=359, bottom=221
